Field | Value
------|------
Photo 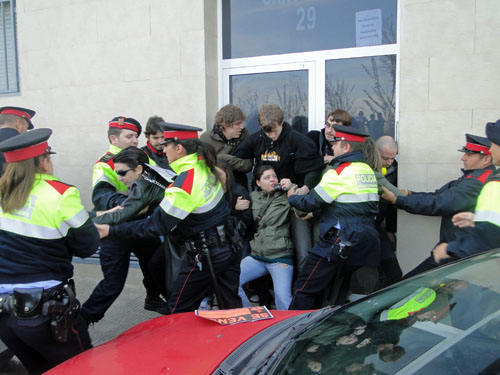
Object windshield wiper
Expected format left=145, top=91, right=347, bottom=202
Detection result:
left=213, top=306, right=339, bottom=375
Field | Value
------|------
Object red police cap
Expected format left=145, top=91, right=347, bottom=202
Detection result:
left=109, top=116, right=142, bottom=136
left=0, top=128, right=55, bottom=162
left=458, top=133, right=491, bottom=155
left=160, top=122, right=202, bottom=144
left=0, top=106, right=36, bottom=129
left=332, top=124, right=369, bottom=143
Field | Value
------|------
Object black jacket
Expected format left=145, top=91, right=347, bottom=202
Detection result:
left=307, top=128, right=333, bottom=158
left=232, top=122, right=323, bottom=188
left=141, top=142, right=171, bottom=170
left=396, top=166, right=495, bottom=243
left=93, top=167, right=167, bottom=225
left=377, top=160, right=398, bottom=233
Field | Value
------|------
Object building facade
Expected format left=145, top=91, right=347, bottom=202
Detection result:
left=1, top=0, right=499, bottom=272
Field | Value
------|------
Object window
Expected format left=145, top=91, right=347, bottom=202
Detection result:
left=0, top=0, right=19, bottom=94
left=219, top=0, right=399, bottom=139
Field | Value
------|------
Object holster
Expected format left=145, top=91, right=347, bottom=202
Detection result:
left=0, top=282, right=78, bottom=342
left=43, top=284, right=79, bottom=343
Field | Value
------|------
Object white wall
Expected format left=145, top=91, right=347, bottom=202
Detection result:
left=2, top=0, right=499, bottom=274
left=397, top=0, right=500, bottom=272
left=0, top=0, right=218, bottom=208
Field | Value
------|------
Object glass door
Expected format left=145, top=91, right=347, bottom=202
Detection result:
left=222, top=63, right=316, bottom=134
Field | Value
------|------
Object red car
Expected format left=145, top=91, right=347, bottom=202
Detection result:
left=47, top=250, right=500, bottom=375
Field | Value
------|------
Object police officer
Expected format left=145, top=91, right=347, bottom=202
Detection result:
left=383, top=133, right=494, bottom=246
left=0, top=129, right=99, bottom=374
left=432, top=120, right=500, bottom=264
left=82, top=117, right=168, bottom=324
left=0, top=106, right=36, bottom=176
left=383, top=133, right=495, bottom=278
left=284, top=125, right=381, bottom=310
left=96, top=123, right=242, bottom=313
left=91, top=116, right=142, bottom=210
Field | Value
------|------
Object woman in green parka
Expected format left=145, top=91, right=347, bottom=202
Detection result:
left=237, top=165, right=294, bottom=310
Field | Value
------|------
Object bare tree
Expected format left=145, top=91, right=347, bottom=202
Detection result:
left=361, top=17, right=396, bottom=134
left=325, top=75, right=356, bottom=116
left=276, top=84, right=308, bottom=124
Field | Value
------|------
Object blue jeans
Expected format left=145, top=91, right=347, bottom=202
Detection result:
left=238, top=256, right=294, bottom=310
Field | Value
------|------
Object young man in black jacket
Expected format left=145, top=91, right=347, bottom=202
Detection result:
left=232, top=104, right=323, bottom=271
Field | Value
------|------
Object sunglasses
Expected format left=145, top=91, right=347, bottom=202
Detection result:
left=116, top=168, right=133, bottom=177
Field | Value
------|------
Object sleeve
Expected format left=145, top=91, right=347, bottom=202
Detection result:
left=58, top=187, right=100, bottom=258
left=91, top=181, right=127, bottom=211
left=375, top=171, right=404, bottom=196
left=231, top=135, right=257, bottom=160
left=289, top=188, right=329, bottom=213
left=217, top=153, right=253, bottom=173
left=93, top=182, right=148, bottom=225
left=109, top=182, right=196, bottom=240
left=109, top=204, right=182, bottom=240
left=446, top=222, right=500, bottom=258
left=232, top=184, right=253, bottom=232
left=292, top=133, right=324, bottom=187
left=396, top=178, right=482, bottom=216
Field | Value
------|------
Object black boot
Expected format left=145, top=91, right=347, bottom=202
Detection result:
left=144, top=294, right=170, bottom=315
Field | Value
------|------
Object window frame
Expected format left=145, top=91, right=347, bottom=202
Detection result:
left=217, top=0, right=400, bottom=134
left=0, top=0, right=19, bottom=94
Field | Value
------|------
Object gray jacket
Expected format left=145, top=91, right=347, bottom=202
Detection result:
left=200, top=126, right=253, bottom=173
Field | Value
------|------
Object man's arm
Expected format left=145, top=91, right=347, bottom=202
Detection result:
left=91, top=181, right=127, bottom=211
left=395, top=178, right=483, bottom=216
left=445, top=222, right=500, bottom=259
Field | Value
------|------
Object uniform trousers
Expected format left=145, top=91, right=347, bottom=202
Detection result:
left=169, top=243, right=242, bottom=314
left=289, top=252, right=357, bottom=310
left=81, top=236, right=161, bottom=324
left=403, top=253, right=458, bottom=280
left=0, top=310, right=90, bottom=374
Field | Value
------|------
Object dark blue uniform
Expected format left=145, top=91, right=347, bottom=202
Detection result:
left=396, top=166, right=495, bottom=243
left=288, top=151, right=380, bottom=310
left=0, top=128, right=19, bottom=176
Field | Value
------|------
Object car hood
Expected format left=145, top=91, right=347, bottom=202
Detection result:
left=46, top=310, right=304, bottom=375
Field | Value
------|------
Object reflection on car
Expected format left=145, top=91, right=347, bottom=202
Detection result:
left=263, top=250, right=500, bottom=374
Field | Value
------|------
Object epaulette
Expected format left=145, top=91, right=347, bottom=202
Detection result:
left=171, top=169, right=194, bottom=194
left=335, top=162, right=352, bottom=175
left=96, top=152, right=115, bottom=168
left=466, top=168, right=493, bottom=184
left=45, top=180, right=74, bottom=195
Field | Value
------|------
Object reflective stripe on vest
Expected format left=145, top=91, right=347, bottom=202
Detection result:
left=0, top=175, right=89, bottom=239
left=336, top=193, right=379, bottom=203
left=475, top=180, right=500, bottom=227
left=314, top=162, right=378, bottom=204
left=380, top=287, right=436, bottom=321
left=92, top=145, right=128, bottom=192
left=0, top=208, right=88, bottom=239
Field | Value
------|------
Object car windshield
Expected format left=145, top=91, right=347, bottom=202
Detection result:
left=268, top=250, right=500, bottom=375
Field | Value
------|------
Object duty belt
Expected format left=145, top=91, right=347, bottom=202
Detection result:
left=0, top=281, right=74, bottom=319
left=184, top=225, right=227, bottom=254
